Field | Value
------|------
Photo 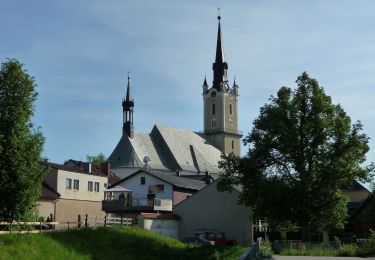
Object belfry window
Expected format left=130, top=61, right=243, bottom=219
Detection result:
left=212, top=103, right=216, bottom=115
left=229, top=104, right=233, bottom=115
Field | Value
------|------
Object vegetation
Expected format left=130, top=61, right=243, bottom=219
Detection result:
left=0, top=59, right=46, bottom=221
left=0, top=226, right=246, bottom=259
left=277, top=230, right=375, bottom=257
left=218, top=72, right=374, bottom=241
left=86, top=153, right=106, bottom=165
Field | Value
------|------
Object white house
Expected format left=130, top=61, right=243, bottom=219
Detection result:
left=102, top=169, right=206, bottom=215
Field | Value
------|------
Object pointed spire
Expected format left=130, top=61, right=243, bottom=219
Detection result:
left=212, top=12, right=228, bottom=91
left=125, top=74, right=131, bottom=101
left=215, top=15, right=225, bottom=64
left=203, top=75, right=208, bottom=86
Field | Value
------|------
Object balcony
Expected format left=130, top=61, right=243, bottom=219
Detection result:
left=102, top=198, right=173, bottom=213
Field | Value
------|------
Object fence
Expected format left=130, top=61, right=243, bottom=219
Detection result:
left=0, top=215, right=134, bottom=235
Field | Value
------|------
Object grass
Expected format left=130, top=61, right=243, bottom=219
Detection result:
left=0, top=226, right=246, bottom=260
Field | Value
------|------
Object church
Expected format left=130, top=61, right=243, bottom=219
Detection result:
left=108, top=15, right=242, bottom=180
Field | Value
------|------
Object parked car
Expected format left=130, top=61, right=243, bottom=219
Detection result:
left=195, top=230, right=237, bottom=246
left=182, top=236, right=215, bottom=245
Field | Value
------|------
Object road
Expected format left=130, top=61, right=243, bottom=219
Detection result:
left=274, top=256, right=375, bottom=260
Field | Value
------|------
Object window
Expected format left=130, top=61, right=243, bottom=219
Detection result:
left=229, top=103, right=233, bottom=115
left=232, top=140, right=234, bottom=150
left=211, top=118, right=216, bottom=128
left=73, top=179, right=79, bottom=190
left=65, top=178, right=72, bottom=189
left=211, top=103, right=216, bottom=115
left=94, top=182, right=100, bottom=192
left=140, top=177, right=146, bottom=185
left=88, top=181, right=93, bottom=192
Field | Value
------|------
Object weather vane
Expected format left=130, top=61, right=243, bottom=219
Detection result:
left=217, top=7, right=221, bottom=20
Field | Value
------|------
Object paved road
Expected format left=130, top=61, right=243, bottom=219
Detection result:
left=274, top=256, right=375, bottom=260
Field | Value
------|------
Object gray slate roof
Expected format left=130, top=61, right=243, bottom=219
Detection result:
left=108, top=124, right=222, bottom=174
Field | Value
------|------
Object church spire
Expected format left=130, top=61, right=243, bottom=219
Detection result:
left=125, top=76, right=131, bottom=102
left=215, top=15, right=225, bottom=64
left=122, top=74, right=134, bottom=138
left=212, top=14, right=228, bottom=91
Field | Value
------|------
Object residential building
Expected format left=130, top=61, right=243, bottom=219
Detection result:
left=39, top=161, right=108, bottom=225
left=102, top=169, right=206, bottom=216
left=174, top=180, right=253, bottom=246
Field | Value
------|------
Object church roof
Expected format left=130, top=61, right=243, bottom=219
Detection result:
left=108, top=124, right=222, bottom=174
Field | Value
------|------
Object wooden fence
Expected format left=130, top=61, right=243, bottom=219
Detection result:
left=0, top=215, right=133, bottom=235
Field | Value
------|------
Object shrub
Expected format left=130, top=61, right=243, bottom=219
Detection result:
left=339, top=244, right=357, bottom=256
left=257, top=239, right=273, bottom=259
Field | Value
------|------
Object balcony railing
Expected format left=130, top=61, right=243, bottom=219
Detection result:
left=102, top=198, right=172, bottom=212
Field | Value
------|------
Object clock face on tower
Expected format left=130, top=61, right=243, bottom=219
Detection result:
left=210, top=90, right=217, bottom=98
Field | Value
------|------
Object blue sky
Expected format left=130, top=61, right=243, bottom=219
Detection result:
left=1, top=0, right=375, bottom=166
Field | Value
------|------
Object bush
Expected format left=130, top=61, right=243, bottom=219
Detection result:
left=339, top=244, right=357, bottom=256
left=257, top=239, right=273, bottom=259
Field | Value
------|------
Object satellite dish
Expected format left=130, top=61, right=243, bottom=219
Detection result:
left=143, top=156, right=151, bottom=172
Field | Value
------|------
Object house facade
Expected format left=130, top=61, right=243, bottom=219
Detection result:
left=102, top=169, right=206, bottom=216
left=39, top=161, right=108, bottom=226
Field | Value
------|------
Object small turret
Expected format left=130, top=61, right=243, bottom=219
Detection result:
left=122, top=76, right=134, bottom=138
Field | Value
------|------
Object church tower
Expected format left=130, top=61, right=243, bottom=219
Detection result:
left=122, top=76, right=134, bottom=138
left=203, top=15, right=242, bottom=156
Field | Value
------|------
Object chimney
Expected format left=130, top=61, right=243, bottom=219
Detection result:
left=102, top=161, right=110, bottom=176
left=88, top=163, right=92, bottom=174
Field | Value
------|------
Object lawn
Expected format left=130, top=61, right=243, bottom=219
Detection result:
left=0, top=226, right=246, bottom=260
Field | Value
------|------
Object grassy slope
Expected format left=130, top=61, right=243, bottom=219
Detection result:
left=0, top=226, right=246, bottom=260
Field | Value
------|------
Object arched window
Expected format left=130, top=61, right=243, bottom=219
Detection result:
left=212, top=103, right=216, bottom=115
left=229, top=103, right=233, bottom=115
left=232, top=140, right=234, bottom=149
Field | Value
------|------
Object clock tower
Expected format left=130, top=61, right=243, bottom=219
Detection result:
left=203, top=15, right=242, bottom=156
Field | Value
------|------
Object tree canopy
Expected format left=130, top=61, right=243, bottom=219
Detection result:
left=218, top=72, right=374, bottom=240
left=0, top=59, right=46, bottom=221
left=86, top=153, right=106, bottom=165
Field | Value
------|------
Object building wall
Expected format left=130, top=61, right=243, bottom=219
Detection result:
left=118, top=172, right=173, bottom=200
left=203, top=89, right=241, bottom=156
left=54, top=199, right=105, bottom=227
left=56, top=169, right=107, bottom=201
left=174, top=181, right=253, bottom=245
left=342, top=190, right=370, bottom=202
left=37, top=200, right=56, bottom=220
left=138, top=216, right=179, bottom=239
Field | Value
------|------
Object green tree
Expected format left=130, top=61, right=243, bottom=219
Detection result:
left=0, top=59, right=46, bottom=221
left=218, top=72, right=374, bottom=241
left=86, top=153, right=106, bottom=165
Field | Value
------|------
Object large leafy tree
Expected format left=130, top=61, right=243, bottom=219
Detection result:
left=0, top=59, right=45, bottom=221
left=218, top=72, right=374, bottom=240
left=86, top=153, right=106, bottom=165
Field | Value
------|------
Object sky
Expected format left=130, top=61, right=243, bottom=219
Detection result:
left=1, top=0, right=375, bottom=167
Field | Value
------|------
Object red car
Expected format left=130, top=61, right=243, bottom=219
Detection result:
left=195, top=230, right=237, bottom=246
